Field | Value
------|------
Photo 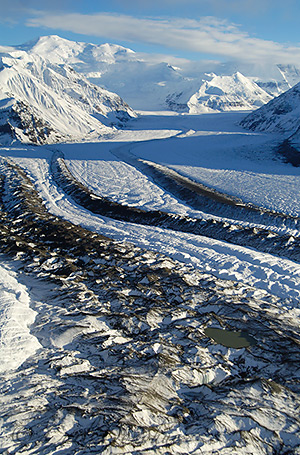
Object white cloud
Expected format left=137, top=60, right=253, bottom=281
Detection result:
left=27, top=12, right=300, bottom=64
left=0, top=0, right=80, bottom=22
left=113, top=0, right=297, bottom=16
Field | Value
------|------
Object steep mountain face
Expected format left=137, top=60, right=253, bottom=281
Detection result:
left=277, top=64, right=300, bottom=90
left=251, top=64, right=300, bottom=98
left=2, top=35, right=300, bottom=126
left=0, top=47, right=136, bottom=145
left=240, top=82, right=300, bottom=134
left=20, top=36, right=174, bottom=110
left=187, top=72, right=273, bottom=113
left=23, top=36, right=274, bottom=113
left=24, top=36, right=191, bottom=111
left=0, top=96, right=61, bottom=145
left=216, top=60, right=299, bottom=97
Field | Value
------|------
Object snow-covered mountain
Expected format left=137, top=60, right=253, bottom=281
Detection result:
left=1, top=34, right=300, bottom=141
left=186, top=72, right=272, bottom=113
left=277, top=64, right=300, bottom=91
left=0, top=47, right=136, bottom=145
left=240, top=82, right=300, bottom=134
left=19, top=35, right=277, bottom=113
left=215, top=60, right=299, bottom=97
left=20, top=35, right=191, bottom=111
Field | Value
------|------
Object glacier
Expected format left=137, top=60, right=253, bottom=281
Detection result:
left=0, top=35, right=300, bottom=455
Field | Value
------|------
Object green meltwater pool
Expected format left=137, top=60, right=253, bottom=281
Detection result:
left=204, top=327, right=257, bottom=348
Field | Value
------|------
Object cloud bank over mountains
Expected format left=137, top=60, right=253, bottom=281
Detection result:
left=26, top=13, right=300, bottom=64
left=1, top=0, right=300, bottom=65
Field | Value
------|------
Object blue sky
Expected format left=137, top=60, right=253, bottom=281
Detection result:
left=1, top=0, right=300, bottom=63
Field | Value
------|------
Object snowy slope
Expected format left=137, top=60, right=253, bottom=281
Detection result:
left=21, top=35, right=275, bottom=113
left=214, top=60, right=300, bottom=96
left=22, top=35, right=300, bottom=113
left=0, top=95, right=61, bottom=145
left=240, top=82, right=300, bottom=133
left=24, top=35, right=193, bottom=111
left=0, top=48, right=136, bottom=145
left=277, top=64, right=300, bottom=90
left=87, top=60, right=197, bottom=112
left=187, top=72, right=272, bottom=113
left=23, top=35, right=137, bottom=68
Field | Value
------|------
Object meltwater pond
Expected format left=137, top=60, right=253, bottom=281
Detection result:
left=205, top=327, right=257, bottom=348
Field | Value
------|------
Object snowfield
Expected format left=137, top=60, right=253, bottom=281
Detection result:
left=1, top=110, right=300, bottom=454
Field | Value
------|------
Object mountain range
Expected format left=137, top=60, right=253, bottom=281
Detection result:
left=22, top=35, right=299, bottom=112
left=1, top=35, right=300, bottom=144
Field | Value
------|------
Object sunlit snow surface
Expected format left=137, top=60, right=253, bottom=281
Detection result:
left=0, top=257, right=41, bottom=373
left=1, top=111, right=300, bottom=454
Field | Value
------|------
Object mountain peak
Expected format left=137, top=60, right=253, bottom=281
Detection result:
left=3, top=34, right=300, bottom=114
left=0, top=47, right=136, bottom=145
left=187, top=72, right=272, bottom=114
left=22, top=35, right=136, bottom=66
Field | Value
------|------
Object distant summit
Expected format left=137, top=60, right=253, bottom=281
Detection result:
left=23, top=35, right=137, bottom=67
left=186, top=72, right=272, bottom=113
